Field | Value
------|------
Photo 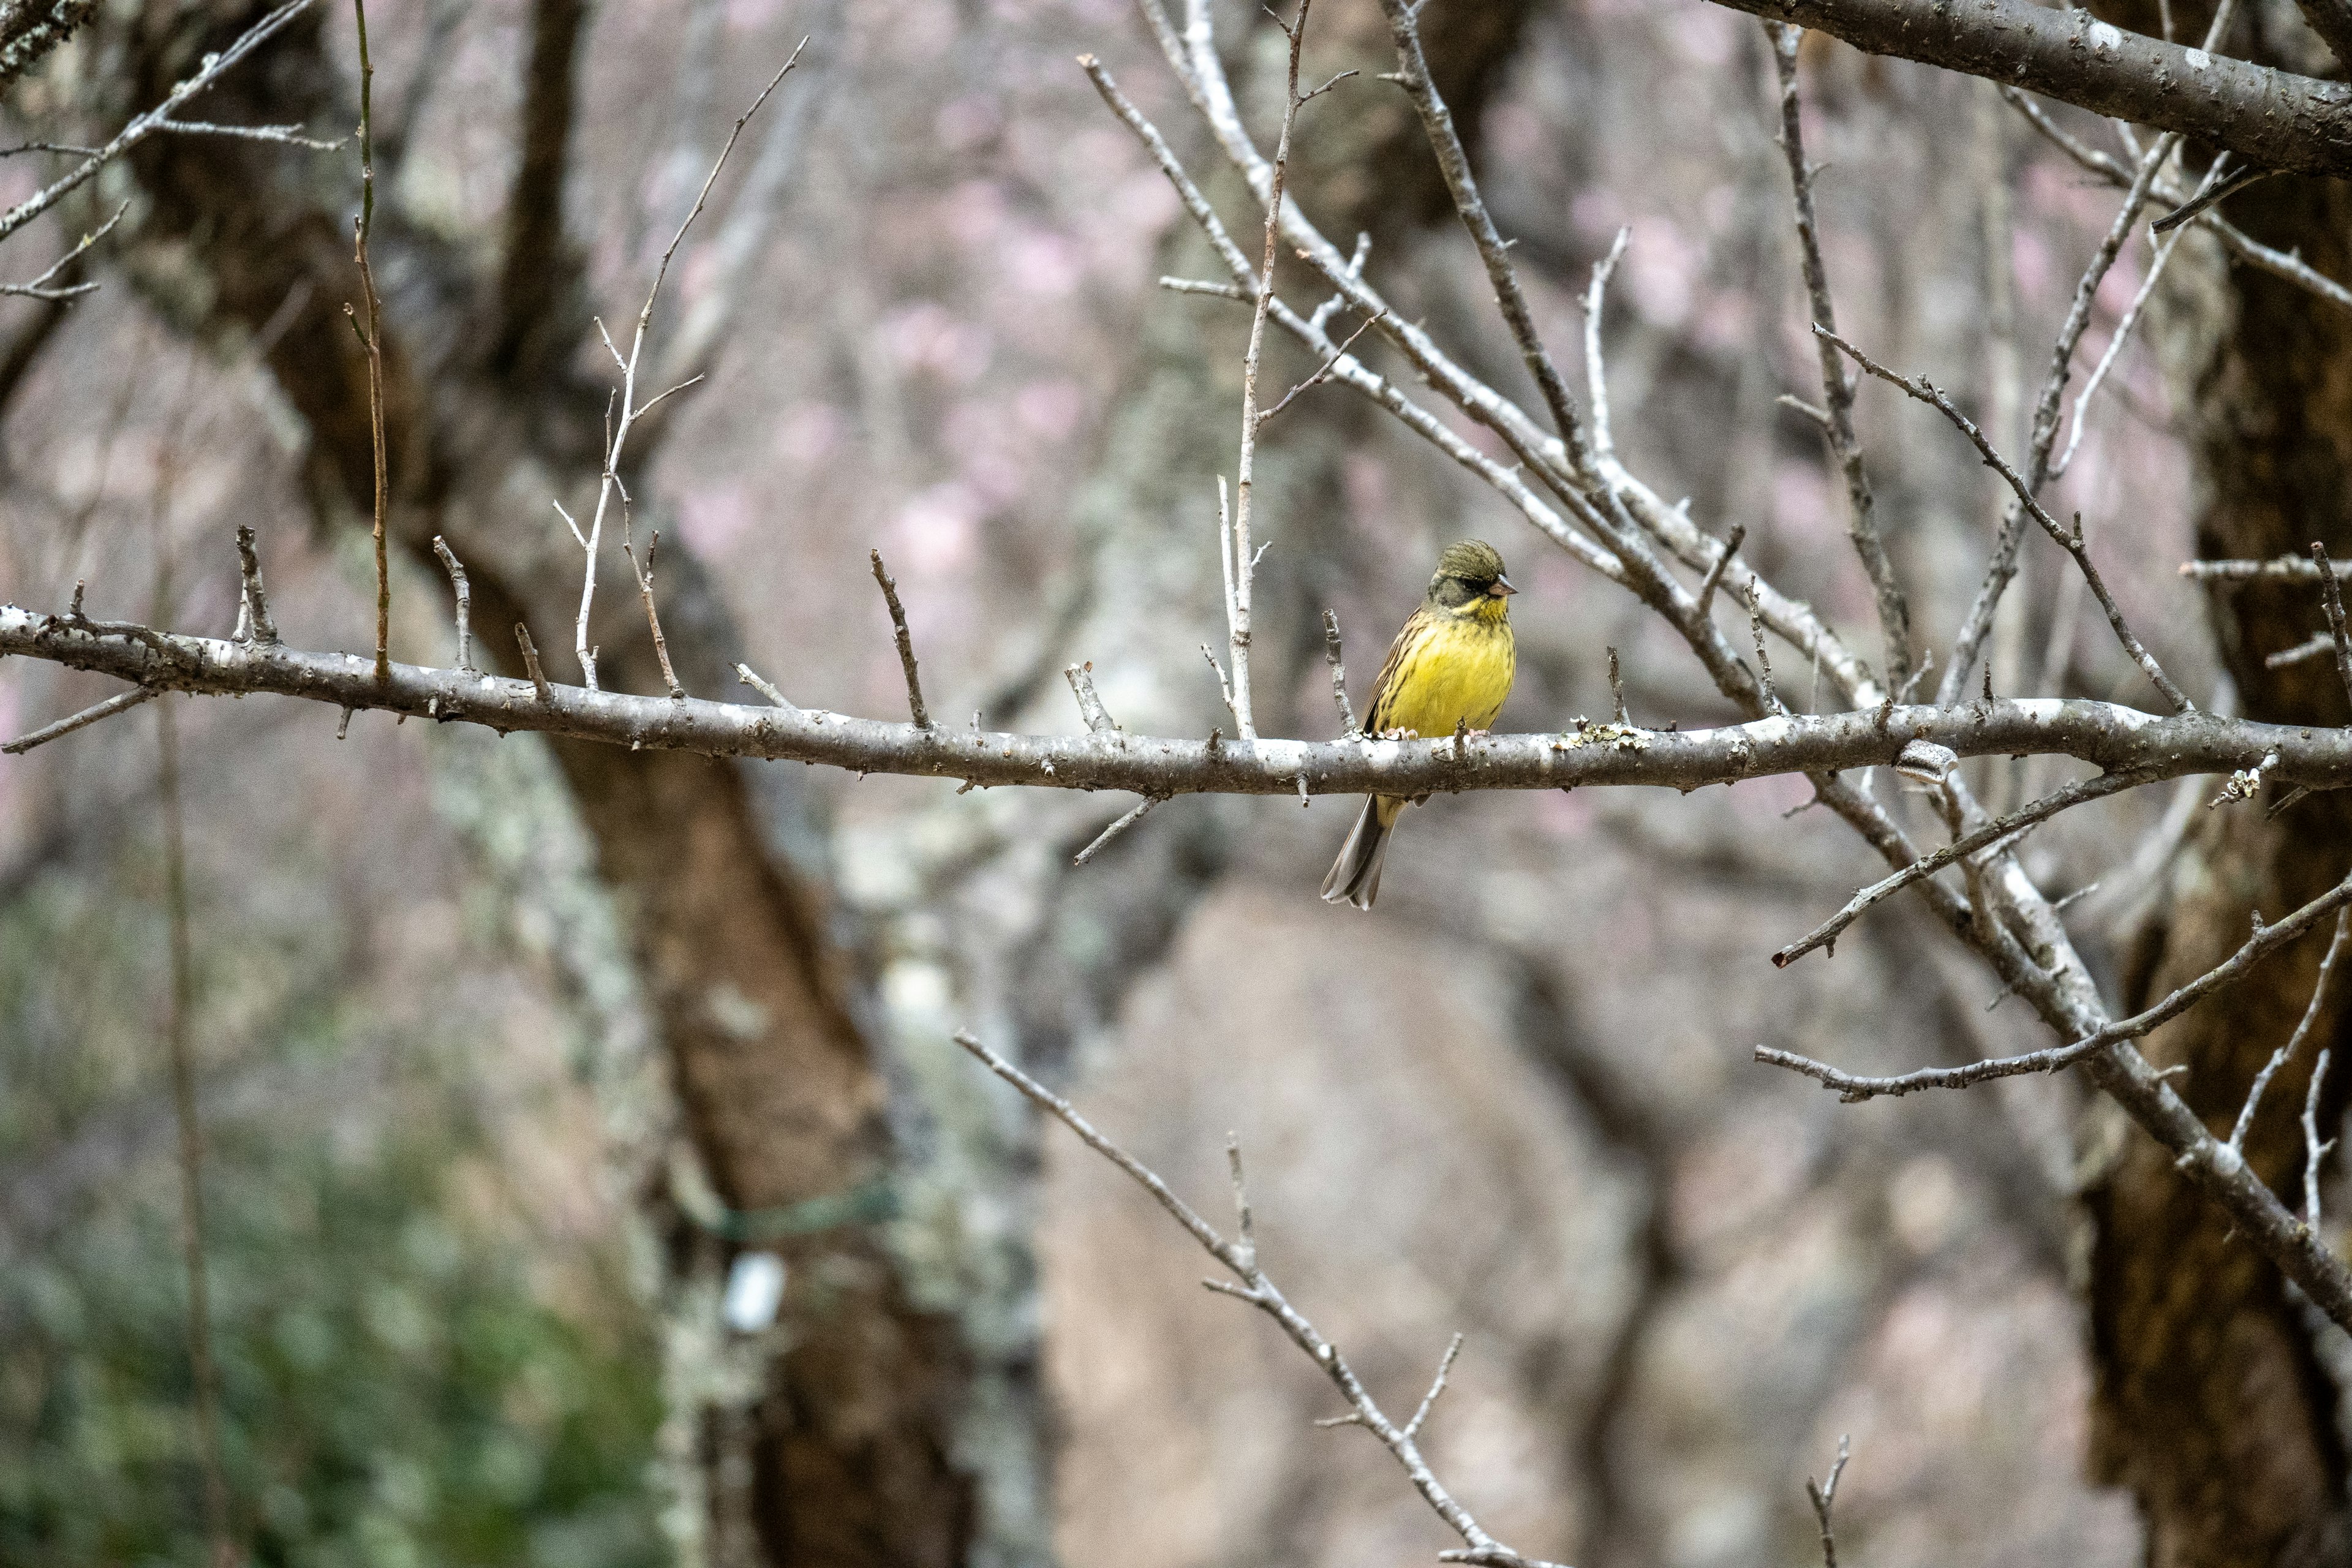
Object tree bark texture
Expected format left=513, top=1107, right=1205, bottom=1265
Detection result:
left=2088, top=6, right=2352, bottom=1564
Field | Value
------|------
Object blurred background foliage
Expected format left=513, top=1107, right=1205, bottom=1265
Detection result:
left=0, top=711, right=669, bottom=1567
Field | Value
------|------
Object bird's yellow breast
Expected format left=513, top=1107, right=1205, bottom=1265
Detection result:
left=1376, top=610, right=1515, bottom=738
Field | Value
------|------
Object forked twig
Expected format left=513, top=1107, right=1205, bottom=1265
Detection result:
left=951, top=1031, right=1570, bottom=1568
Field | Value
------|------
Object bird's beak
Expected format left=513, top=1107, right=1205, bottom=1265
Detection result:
left=1488, top=576, right=1517, bottom=597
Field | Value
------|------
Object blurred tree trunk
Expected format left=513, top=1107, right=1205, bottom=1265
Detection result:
left=109, top=4, right=977, bottom=1564
left=2086, top=6, right=2352, bottom=1564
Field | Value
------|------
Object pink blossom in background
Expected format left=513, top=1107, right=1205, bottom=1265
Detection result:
left=1014, top=379, right=1085, bottom=443
left=893, top=480, right=981, bottom=574
left=1003, top=227, right=1085, bottom=300
left=1625, top=214, right=1699, bottom=329
left=679, top=479, right=758, bottom=556
left=880, top=301, right=993, bottom=384
left=1571, top=184, right=1629, bottom=249
left=935, top=95, right=1001, bottom=153
left=775, top=401, right=846, bottom=466
left=724, top=0, right=783, bottom=31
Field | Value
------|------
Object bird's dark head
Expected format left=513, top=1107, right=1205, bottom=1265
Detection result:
left=1428, top=538, right=1515, bottom=617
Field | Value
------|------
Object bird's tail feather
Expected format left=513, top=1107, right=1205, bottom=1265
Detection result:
left=1321, top=796, right=1398, bottom=911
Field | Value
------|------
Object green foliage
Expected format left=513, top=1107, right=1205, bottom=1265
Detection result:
left=0, top=1117, right=665, bottom=1568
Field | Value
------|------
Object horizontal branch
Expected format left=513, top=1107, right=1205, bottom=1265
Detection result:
left=1706, top=0, right=2352, bottom=178
left=1762, top=865, right=2352, bottom=1101
left=5, top=605, right=2350, bottom=798
left=2184, top=556, right=2352, bottom=581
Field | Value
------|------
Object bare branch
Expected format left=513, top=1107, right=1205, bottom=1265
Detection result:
left=1702, top=0, right=2352, bottom=178
left=1766, top=21, right=1912, bottom=689
left=950, top=1030, right=1570, bottom=1568
left=1760, top=865, right=2352, bottom=1101
left=1400, top=1332, right=1464, bottom=1441
left=514, top=624, right=552, bottom=703
left=1940, top=125, right=2179, bottom=706
left=1694, top=524, right=1746, bottom=621
left=2309, top=1049, right=2336, bottom=1227
left=2185, top=556, right=2352, bottom=581
left=1072, top=796, right=1163, bottom=866
left=1774, top=766, right=2159, bottom=967
left=1806, top=1435, right=1852, bottom=1568
left=2233, top=908, right=2350, bottom=1150
left=156, top=700, right=234, bottom=1567
left=1822, top=328, right=2192, bottom=714
left=1219, top=0, right=1325, bottom=743
left=233, top=525, right=277, bottom=647
left=1, top=683, right=158, bottom=754
left=431, top=535, right=472, bottom=673
left=2315, top=543, right=2352, bottom=710
left=0, top=0, right=318, bottom=254
left=734, top=663, right=797, bottom=710
left=1580, top=226, right=1629, bottom=460
left=1065, top=661, right=1118, bottom=734
left=1322, top=609, right=1356, bottom=736
left=2053, top=157, right=2234, bottom=480
left=870, top=548, right=932, bottom=731
left=622, top=524, right=686, bottom=701
left=349, top=0, right=391, bottom=684
left=0, top=197, right=126, bottom=301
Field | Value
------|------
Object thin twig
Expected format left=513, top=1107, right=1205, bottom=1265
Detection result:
left=2315, top=543, right=2352, bottom=712
left=1766, top=22, right=1911, bottom=689
left=1939, top=123, right=2179, bottom=706
left=1322, top=609, right=1356, bottom=735
left=567, top=40, right=807, bottom=692
left=233, top=525, right=277, bottom=646
left=2053, top=155, right=2232, bottom=481
left=1581, top=227, right=1629, bottom=459
left=2309, top=1049, right=2336, bottom=1227
left=2268, top=631, right=2337, bottom=671
left=622, top=522, right=685, bottom=700
left=1221, top=0, right=1319, bottom=743
left=157, top=699, right=234, bottom=1566
left=0, top=682, right=159, bottom=753
left=870, top=548, right=932, bottom=730
left=0, top=0, right=319, bottom=255
left=1065, top=661, right=1118, bottom=734
left=1821, top=328, right=2192, bottom=714
left=1694, top=524, right=1746, bottom=620
left=1073, top=796, right=1163, bottom=865
left=2005, top=86, right=2352, bottom=319
left=1261, top=309, right=1385, bottom=424
left=1607, top=646, right=1629, bottom=728
left=347, top=0, right=390, bottom=684
left=1760, top=866, right=2352, bottom=1100
left=2184, top=556, right=2352, bottom=581
left=1806, top=1435, right=1851, bottom=1568
left=2233, top=907, right=2350, bottom=1150
left=951, top=1030, right=1570, bottom=1568
left=515, top=624, right=552, bottom=703
left=1774, top=766, right=2158, bottom=967
left=431, top=535, right=472, bottom=673
left=1401, top=1333, right=1464, bottom=1441
left=159, top=118, right=344, bottom=149
left=734, top=663, right=797, bottom=710
left=0, top=197, right=126, bottom=301
left=1747, top=587, right=1785, bottom=717
left=2150, top=164, right=2275, bottom=233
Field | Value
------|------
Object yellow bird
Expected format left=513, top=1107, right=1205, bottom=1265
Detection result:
left=1321, top=539, right=1517, bottom=911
